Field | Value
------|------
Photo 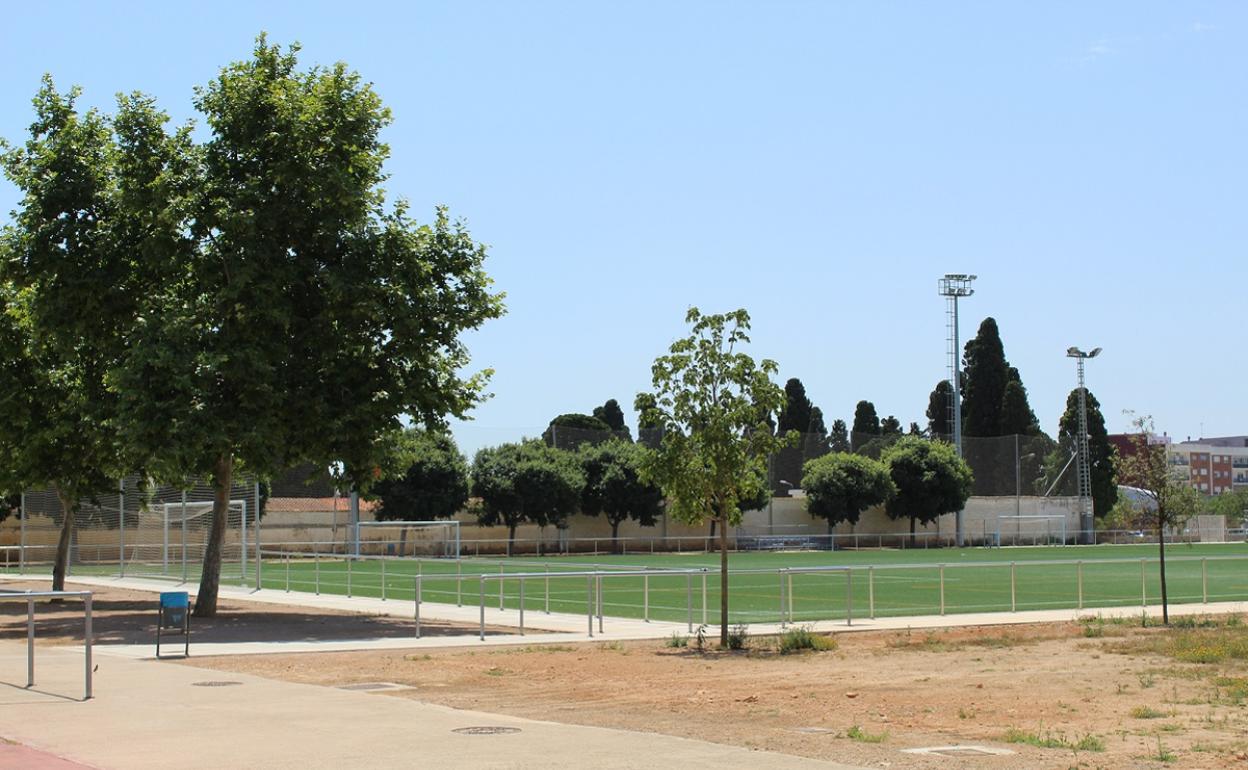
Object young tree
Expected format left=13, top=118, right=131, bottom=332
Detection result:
left=802, top=453, right=895, bottom=533
left=1055, top=388, right=1117, bottom=519
left=109, top=39, right=504, bottom=616
left=579, top=440, right=664, bottom=551
left=882, top=437, right=973, bottom=545
left=372, top=430, right=470, bottom=521
left=1117, top=414, right=1200, bottom=625
left=635, top=308, right=794, bottom=647
left=472, top=441, right=584, bottom=555
left=829, top=419, right=851, bottom=453
left=960, top=317, right=1009, bottom=437
left=925, top=380, right=953, bottom=438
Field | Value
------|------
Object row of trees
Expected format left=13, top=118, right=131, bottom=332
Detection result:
left=0, top=38, right=505, bottom=615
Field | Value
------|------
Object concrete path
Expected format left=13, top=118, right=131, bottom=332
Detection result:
left=0, top=642, right=863, bottom=770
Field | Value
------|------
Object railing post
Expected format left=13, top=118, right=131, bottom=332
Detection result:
left=27, top=596, right=34, bottom=688
left=597, top=575, right=603, bottom=634
left=868, top=564, right=878, bottom=618
left=778, top=570, right=786, bottom=627
left=587, top=576, right=594, bottom=638
left=498, top=564, right=504, bottom=611
left=644, top=573, right=650, bottom=622
left=939, top=564, right=945, bottom=616
left=1202, top=557, right=1208, bottom=603
left=83, top=593, right=92, bottom=700
left=701, top=570, right=707, bottom=626
left=414, top=576, right=421, bottom=639
left=347, top=557, right=352, bottom=598
left=1077, top=561, right=1083, bottom=610
left=686, top=573, right=693, bottom=632
left=1010, top=562, right=1016, bottom=612
left=285, top=554, right=290, bottom=593
left=314, top=552, right=320, bottom=595
left=787, top=572, right=794, bottom=623
left=519, top=578, right=525, bottom=636
left=545, top=566, right=550, bottom=614
left=1141, top=558, right=1146, bottom=607
left=846, top=569, right=853, bottom=627
left=457, top=560, right=463, bottom=607
left=479, top=576, right=486, bottom=641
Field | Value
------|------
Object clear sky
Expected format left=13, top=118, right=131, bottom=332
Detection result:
left=3, top=2, right=1244, bottom=458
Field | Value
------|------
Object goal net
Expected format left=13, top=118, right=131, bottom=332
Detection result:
left=121, top=496, right=249, bottom=580
left=354, top=520, right=461, bottom=559
left=995, top=515, right=1068, bottom=546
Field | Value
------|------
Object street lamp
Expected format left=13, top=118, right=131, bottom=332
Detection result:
left=1067, top=346, right=1102, bottom=544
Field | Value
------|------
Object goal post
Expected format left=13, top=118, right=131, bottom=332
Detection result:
left=995, top=515, right=1068, bottom=547
left=354, top=520, right=461, bottom=559
left=160, top=499, right=247, bottom=576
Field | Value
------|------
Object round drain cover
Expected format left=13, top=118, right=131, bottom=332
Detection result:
left=192, top=681, right=244, bottom=687
left=452, top=726, right=521, bottom=735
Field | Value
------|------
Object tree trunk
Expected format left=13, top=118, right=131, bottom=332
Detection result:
left=611, top=520, right=621, bottom=554
left=1157, top=515, right=1169, bottom=625
left=507, top=523, right=516, bottom=557
left=52, top=489, right=77, bottom=593
left=708, top=519, right=716, bottom=552
left=909, top=516, right=917, bottom=548
left=193, top=453, right=233, bottom=618
left=718, top=509, right=730, bottom=648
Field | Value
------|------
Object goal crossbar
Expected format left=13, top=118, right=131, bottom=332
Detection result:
left=354, top=520, right=461, bottom=559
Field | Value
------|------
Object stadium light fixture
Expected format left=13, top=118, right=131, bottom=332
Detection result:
left=1067, top=345, right=1102, bottom=544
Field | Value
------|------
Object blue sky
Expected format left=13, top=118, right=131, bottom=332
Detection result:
left=3, top=2, right=1244, bottom=458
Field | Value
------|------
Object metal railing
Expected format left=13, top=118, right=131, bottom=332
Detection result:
left=0, top=589, right=93, bottom=700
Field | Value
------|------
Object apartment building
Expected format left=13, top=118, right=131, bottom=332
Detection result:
left=1108, top=434, right=1248, bottom=496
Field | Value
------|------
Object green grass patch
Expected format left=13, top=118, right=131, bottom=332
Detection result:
left=1003, top=727, right=1105, bottom=752
left=845, top=725, right=887, bottom=743
left=778, top=625, right=837, bottom=653
left=1129, top=705, right=1166, bottom=719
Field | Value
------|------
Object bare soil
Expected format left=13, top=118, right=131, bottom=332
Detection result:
left=7, top=582, right=1248, bottom=768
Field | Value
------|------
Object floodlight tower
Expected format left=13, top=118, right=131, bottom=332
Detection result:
left=939, top=274, right=975, bottom=547
left=1067, top=346, right=1102, bottom=545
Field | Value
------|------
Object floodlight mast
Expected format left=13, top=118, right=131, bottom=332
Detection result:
left=938, top=273, right=976, bottom=547
left=1067, top=346, right=1101, bottom=544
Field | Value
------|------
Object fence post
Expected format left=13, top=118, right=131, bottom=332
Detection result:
left=701, top=570, right=707, bottom=626
left=939, top=564, right=945, bottom=616
left=457, top=560, right=462, bottom=608
left=498, top=563, right=504, bottom=611
left=414, top=576, right=421, bottom=639
left=1010, top=562, right=1016, bottom=612
left=778, top=570, right=786, bottom=627
left=118, top=481, right=126, bottom=578
left=26, top=596, right=34, bottom=687
left=347, top=558, right=352, bottom=598
left=381, top=558, right=386, bottom=601
left=83, top=593, right=92, bottom=700
left=788, top=572, right=794, bottom=624
left=686, top=573, right=693, bottom=632
left=846, top=569, right=853, bottom=627
left=285, top=554, right=290, bottom=593
left=479, top=576, right=485, bottom=641
left=868, top=566, right=875, bottom=620
left=314, top=552, right=320, bottom=595
left=597, top=575, right=603, bottom=634
left=1077, top=561, right=1083, bottom=610
left=519, top=578, right=525, bottom=636
left=19, top=492, right=25, bottom=575
left=1141, top=558, right=1146, bottom=607
left=1202, top=558, right=1208, bottom=603
left=644, top=573, right=650, bottom=622
left=587, top=576, right=594, bottom=638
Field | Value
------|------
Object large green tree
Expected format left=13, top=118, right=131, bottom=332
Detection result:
left=108, top=39, right=503, bottom=616
left=472, top=440, right=584, bottom=555
left=802, top=453, right=895, bottom=533
left=592, top=399, right=631, bottom=440
left=851, top=400, right=880, bottom=448
left=882, top=437, right=973, bottom=545
left=578, top=440, right=664, bottom=551
left=777, top=378, right=814, bottom=434
left=1054, top=387, right=1117, bottom=519
left=999, top=371, right=1041, bottom=436
left=960, top=317, right=1010, bottom=437
left=543, top=413, right=613, bottom=449
left=1117, top=415, right=1199, bottom=625
left=372, top=430, right=469, bottom=521
left=0, top=81, right=172, bottom=589
left=635, top=308, right=794, bottom=647
left=829, top=419, right=850, bottom=453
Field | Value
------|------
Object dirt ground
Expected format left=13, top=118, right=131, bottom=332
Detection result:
left=6, top=582, right=1248, bottom=769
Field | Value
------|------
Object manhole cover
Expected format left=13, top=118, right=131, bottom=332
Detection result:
left=452, top=726, right=522, bottom=735
left=902, top=745, right=1014, bottom=757
left=338, top=682, right=411, bottom=692
left=790, top=727, right=835, bottom=735
left=191, top=681, right=243, bottom=688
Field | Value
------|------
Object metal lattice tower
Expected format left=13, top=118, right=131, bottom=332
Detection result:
left=1067, top=346, right=1102, bottom=544
left=938, top=274, right=975, bottom=546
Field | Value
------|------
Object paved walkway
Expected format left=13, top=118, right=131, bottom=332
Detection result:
left=1, top=573, right=1243, bottom=769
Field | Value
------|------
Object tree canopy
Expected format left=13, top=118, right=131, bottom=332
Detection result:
left=829, top=419, right=850, bottom=453
left=543, top=413, right=614, bottom=449
left=578, top=440, right=664, bottom=550
left=372, top=430, right=470, bottom=521
left=802, top=453, right=895, bottom=530
left=635, top=307, right=794, bottom=646
left=882, top=437, right=974, bottom=542
left=472, top=440, right=584, bottom=555
left=1055, top=387, right=1117, bottom=518
left=925, top=380, right=953, bottom=438
left=851, top=400, right=880, bottom=446
left=592, top=399, right=631, bottom=439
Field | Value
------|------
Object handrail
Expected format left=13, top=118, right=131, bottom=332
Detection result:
left=0, top=589, right=93, bottom=700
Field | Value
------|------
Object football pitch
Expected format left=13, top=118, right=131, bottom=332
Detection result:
left=257, top=543, right=1248, bottom=625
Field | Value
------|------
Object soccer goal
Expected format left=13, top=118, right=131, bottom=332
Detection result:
left=354, top=520, right=461, bottom=559
left=995, top=515, right=1068, bottom=547
left=156, top=499, right=248, bottom=576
